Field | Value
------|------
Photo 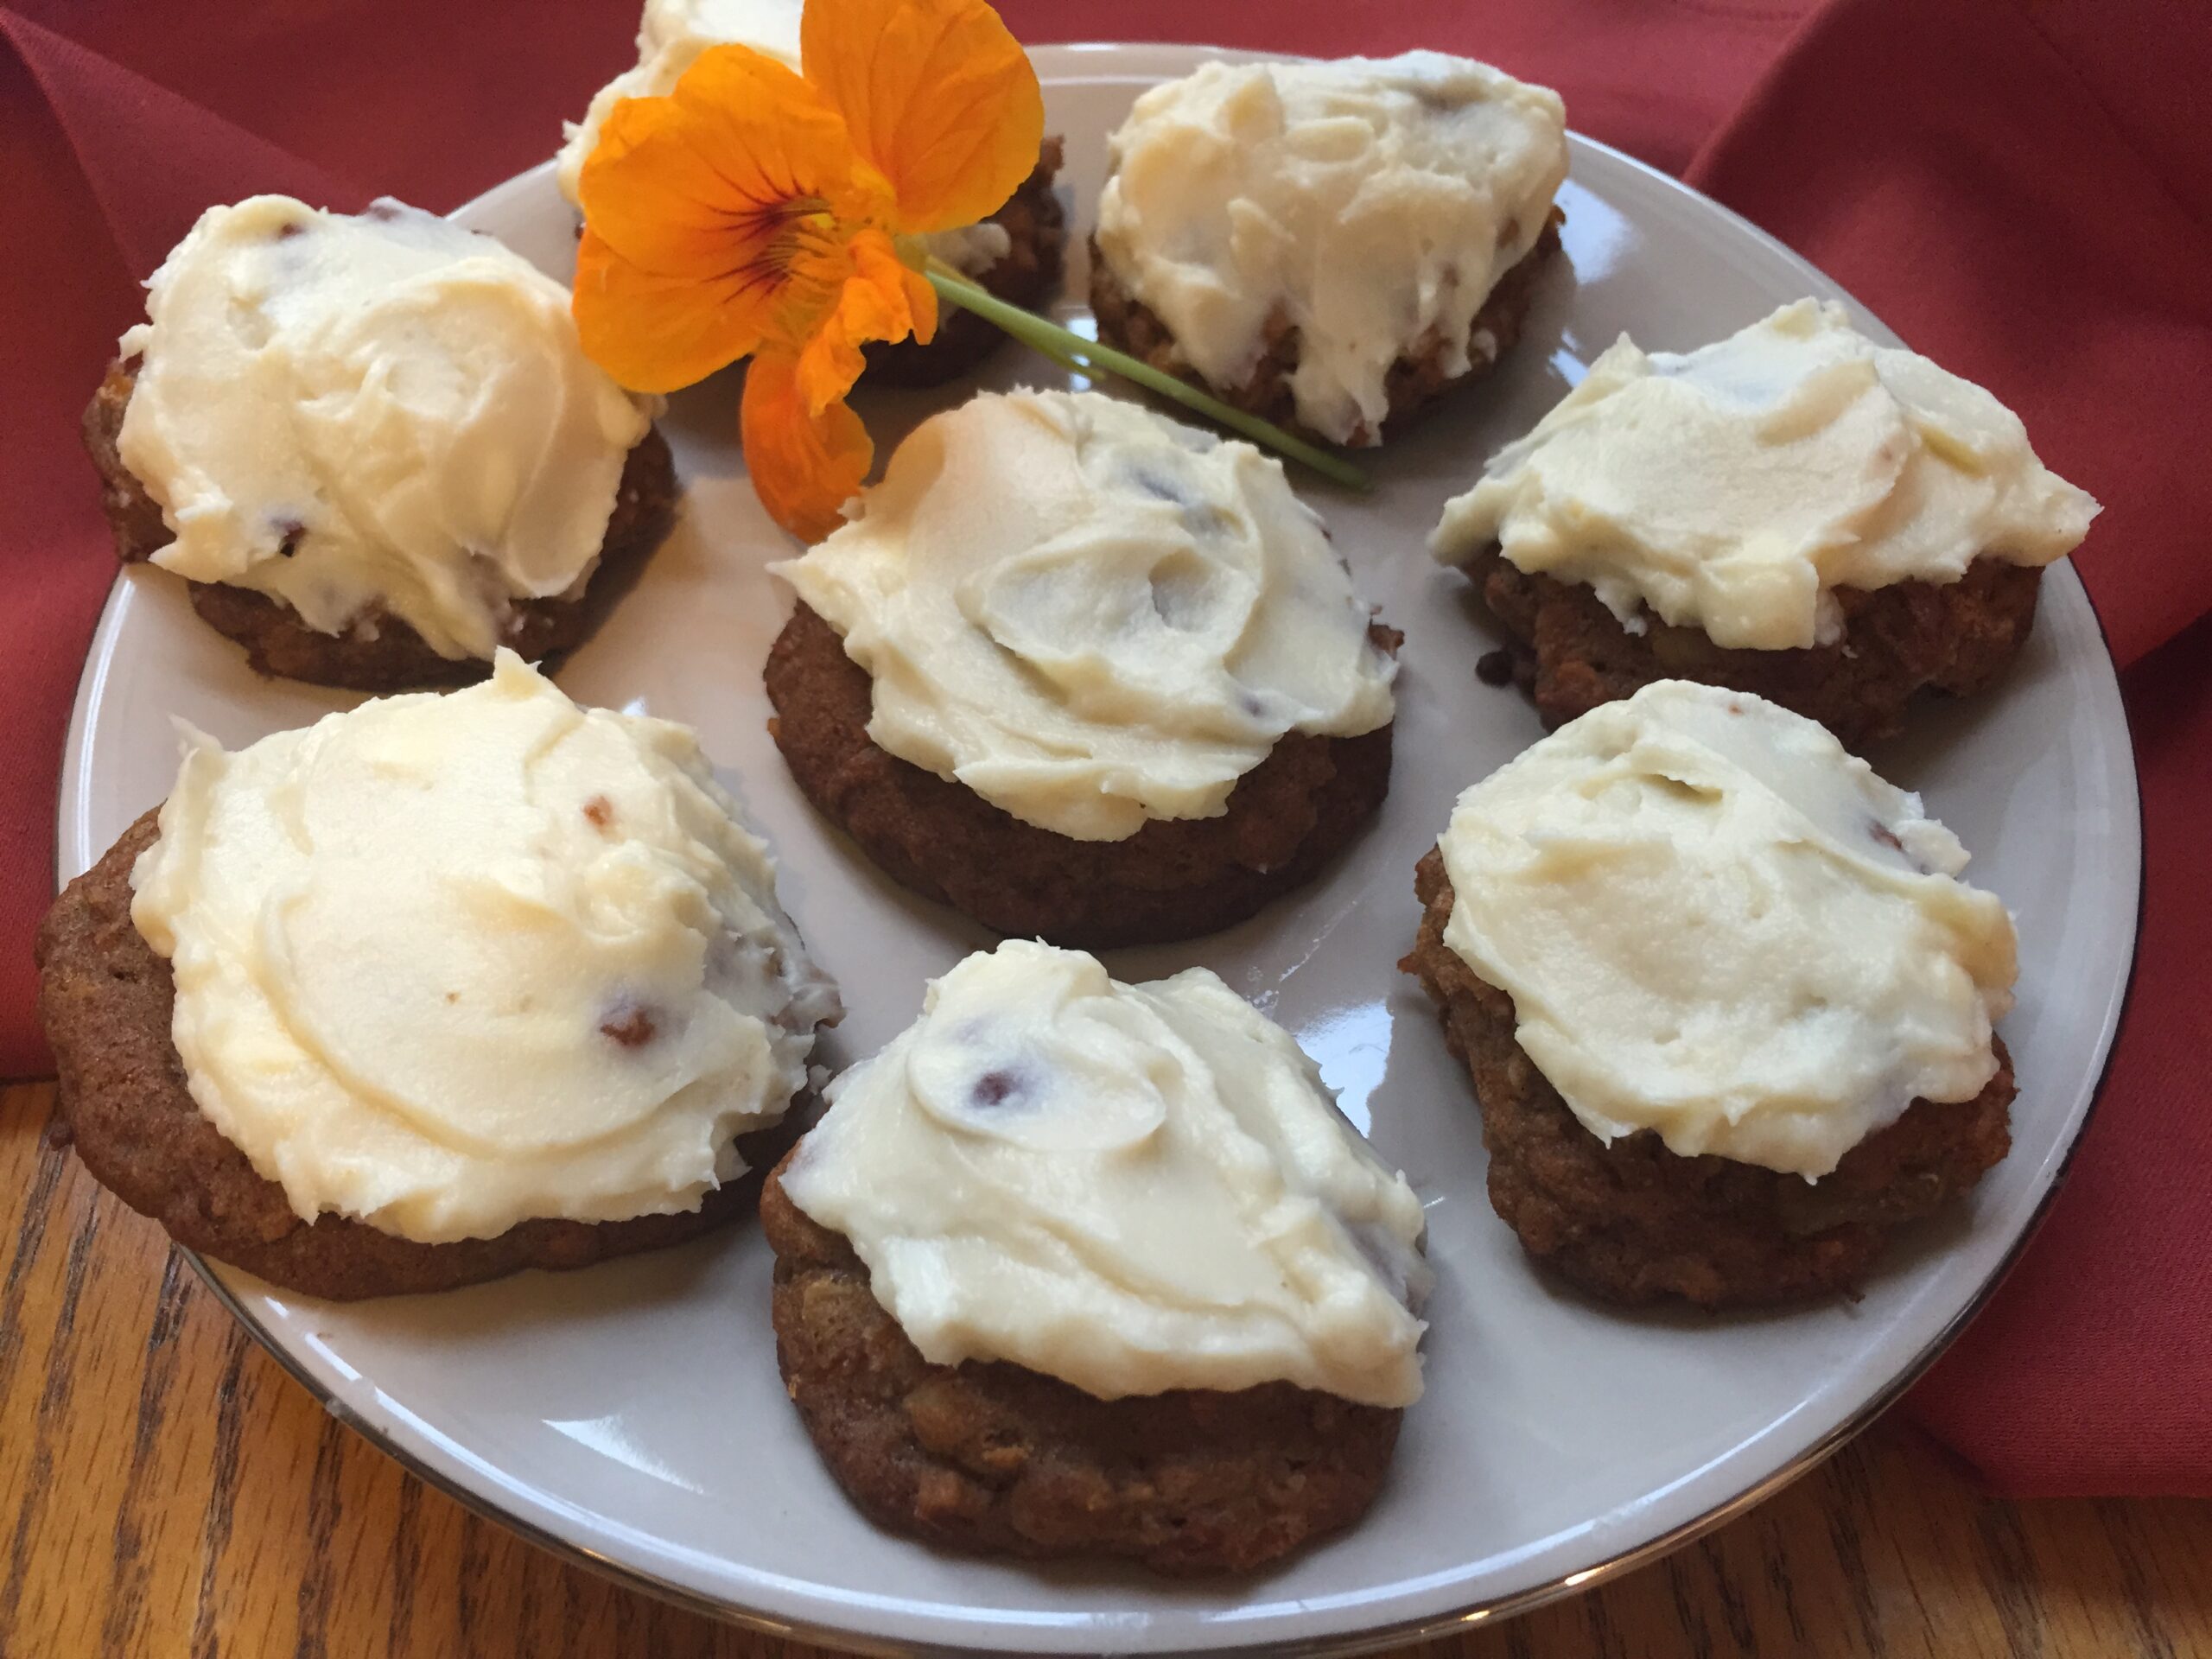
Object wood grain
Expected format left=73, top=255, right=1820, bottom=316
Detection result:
left=4, top=1077, right=2208, bottom=1659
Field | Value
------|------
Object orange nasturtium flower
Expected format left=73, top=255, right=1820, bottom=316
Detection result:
left=571, top=0, right=1044, bottom=540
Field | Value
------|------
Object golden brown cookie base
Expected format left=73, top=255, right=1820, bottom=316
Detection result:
left=761, top=1159, right=1401, bottom=1574
left=863, top=139, right=1067, bottom=388
left=81, top=360, right=680, bottom=693
left=1090, top=212, right=1564, bottom=448
left=34, top=811, right=780, bottom=1301
left=764, top=603, right=1395, bottom=949
left=1401, top=849, right=2014, bottom=1308
left=1465, top=544, right=2043, bottom=749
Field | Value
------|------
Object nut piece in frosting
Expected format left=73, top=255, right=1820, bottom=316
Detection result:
left=779, top=939, right=1429, bottom=1408
left=112, top=195, right=658, bottom=666
left=128, top=650, right=840, bottom=1248
left=1402, top=680, right=2020, bottom=1306
left=1433, top=299, right=2100, bottom=652
left=773, top=387, right=1397, bottom=842
left=1093, top=51, right=1568, bottom=446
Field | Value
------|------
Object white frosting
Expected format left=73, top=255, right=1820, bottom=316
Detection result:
left=1432, top=300, right=2101, bottom=650
left=1435, top=681, right=2017, bottom=1179
left=1095, top=52, right=1567, bottom=446
left=781, top=941, right=1428, bottom=1405
left=920, top=219, right=1014, bottom=276
left=556, top=0, right=1010, bottom=275
left=130, top=652, right=840, bottom=1244
left=117, top=196, right=653, bottom=662
left=774, top=389, right=1396, bottom=841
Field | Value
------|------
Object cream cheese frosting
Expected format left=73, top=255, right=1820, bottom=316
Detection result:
left=773, top=388, right=1396, bottom=842
left=117, top=195, right=654, bottom=662
left=1434, top=680, right=2018, bottom=1179
left=556, top=0, right=1010, bottom=275
left=780, top=941, right=1428, bottom=1406
left=1431, top=299, right=2100, bottom=650
left=130, top=652, right=840, bottom=1245
left=1095, top=52, right=1568, bottom=447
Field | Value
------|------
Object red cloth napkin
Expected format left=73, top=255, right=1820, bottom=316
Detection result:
left=2, top=0, right=2204, bottom=1497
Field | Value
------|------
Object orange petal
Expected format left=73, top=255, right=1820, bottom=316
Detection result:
left=574, top=229, right=769, bottom=394
left=741, top=349, right=873, bottom=543
left=580, top=46, right=877, bottom=270
left=791, top=230, right=940, bottom=413
left=861, top=232, right=942, bottom=350
left=573, top=44, right=892, bottom=391
left=802, top=0, right=1044, bottom=236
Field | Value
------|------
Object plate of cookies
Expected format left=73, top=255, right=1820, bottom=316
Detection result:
left=41, top=10, right=2140, bottom=1656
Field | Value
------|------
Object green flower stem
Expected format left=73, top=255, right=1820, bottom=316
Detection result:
left=924, top=263, right=1372, bottom=493
left=1014, top=325, right=1090, bottom=378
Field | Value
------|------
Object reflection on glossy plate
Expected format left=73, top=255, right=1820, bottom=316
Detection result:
left=57, top=43, right=2140, bottom=1659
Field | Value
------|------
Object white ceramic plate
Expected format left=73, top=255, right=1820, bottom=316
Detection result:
left=59, top=42, right=2140, bottom=1658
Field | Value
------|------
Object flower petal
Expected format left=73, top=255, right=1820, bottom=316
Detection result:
left=861, top=232, right=942, bottom=349
left=580, top=45, right=874, bottom=270
left=801, top=0, right=1044, bottom=236
left=573, top=44, right=893, bottom=391
left=575, top=230, right=766, bottom=393
left=742, top=348, right=873, bottom=542
left=791, top=230, right=940, bottom=413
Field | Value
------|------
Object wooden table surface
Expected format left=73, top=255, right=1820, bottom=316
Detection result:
left=4, top=1078, right=2207, bottom=1659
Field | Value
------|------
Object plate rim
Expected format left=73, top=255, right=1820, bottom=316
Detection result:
left=51, top=40, right=2146, bottom=1657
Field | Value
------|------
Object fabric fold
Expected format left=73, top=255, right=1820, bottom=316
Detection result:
left=2, top=9, right=359, bottom=273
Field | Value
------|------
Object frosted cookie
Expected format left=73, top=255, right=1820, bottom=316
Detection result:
left=1402, top=681, right=2018, bottom=1306
left=766, top=388, right=1398, bottom=946
left=35, top=653, right=839, bottom=1300
left=1091, top=52, right=1568, bottom=447
left=86, top=197, right=677, bottom=690
left=1433, top=300, right=2100, bottom=746
left=555, top=0, right=1065, bottom=387
left=764, top=940, right=1427, bottom=1573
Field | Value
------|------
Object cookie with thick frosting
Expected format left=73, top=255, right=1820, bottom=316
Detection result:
left=1090, top=52, right=1568, bottom=446
left=766, top=387, right=1398, bottom=945
left=766, top=942, right=1427, bottom=1572
left=85, top=196, right=677, bottom=690
left=35, top=654, right=838, bottom=1298
left=1403, top=681, right=2018, bottom=1306
left=1433, top=300, right=2099, bottom=744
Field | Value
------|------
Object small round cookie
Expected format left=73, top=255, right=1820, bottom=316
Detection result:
left=36, top=811, right=781, bottom=1300
left=765, top=942, right=1428, bottom=1573
left=556, top=2, right=1065, bottom=390
left=767, top=388, right=1399, bottom=948
left=85, top=360, right=677, bottom=693
left=1090, top=53, right=1568, bottom=448
left=35, top=654, right=838, bottom=1300
left=1401, top=681, right=2018, bottom=1307
left=1432, top=300, right=2098, bottom=747
left=85, top=195, right=677, bottom=692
